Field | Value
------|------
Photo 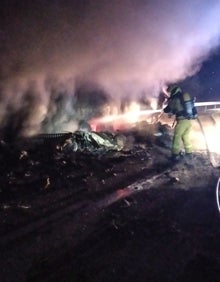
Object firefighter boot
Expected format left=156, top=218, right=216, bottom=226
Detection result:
left=171, top=154, right=181, bottom=163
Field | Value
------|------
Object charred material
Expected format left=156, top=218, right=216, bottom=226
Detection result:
left=62, top=131, right=127, bottom=154
left=26, top=130, right=128, bottom=154
left=29, top=121, right=171, bottom=155
left=1, top=117, right=220, bottom=282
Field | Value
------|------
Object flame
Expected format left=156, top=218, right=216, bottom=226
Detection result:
left=89, top=100, right=160, bottom=131
left=90, top=101, right=220, bottom=165
left=150, top=99, right=158, bottom=110
left=123, top=102, right=141, bottom=123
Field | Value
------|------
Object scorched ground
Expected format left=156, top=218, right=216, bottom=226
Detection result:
left=0, top=126, right=220, bottom=282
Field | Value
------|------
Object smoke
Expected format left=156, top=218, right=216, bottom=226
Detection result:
left=1, top=0, right=220, bottom=136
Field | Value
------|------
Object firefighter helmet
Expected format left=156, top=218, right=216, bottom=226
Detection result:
left=167, top=85, right=182, bottom=97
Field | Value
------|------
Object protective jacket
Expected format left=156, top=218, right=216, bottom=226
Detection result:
left=164, top=91, right=197, bottom=120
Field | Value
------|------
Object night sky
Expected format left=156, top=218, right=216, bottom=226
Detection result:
left=181, top=49, right=220, bottom=101
left=1, top=0, right=220, bottom=134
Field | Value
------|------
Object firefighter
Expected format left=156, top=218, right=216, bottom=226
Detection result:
left=163, top=85, right=197, bottom=162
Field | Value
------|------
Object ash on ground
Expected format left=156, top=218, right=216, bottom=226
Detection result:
left=0, top=121, right=220, bottom=282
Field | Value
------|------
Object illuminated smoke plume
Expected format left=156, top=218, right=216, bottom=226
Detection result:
left=1, top=0, right=220, bottom=137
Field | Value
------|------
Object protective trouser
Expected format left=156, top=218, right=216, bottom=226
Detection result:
left=172, top=119, right=192, bottom=155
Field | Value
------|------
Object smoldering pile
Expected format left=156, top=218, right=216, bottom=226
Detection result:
left=0, top=116, right=172, bottom=199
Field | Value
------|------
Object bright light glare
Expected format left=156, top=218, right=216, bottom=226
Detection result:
left=203, top=126, right=220, bottom=154
left=190, top=116, right=220, bottom=167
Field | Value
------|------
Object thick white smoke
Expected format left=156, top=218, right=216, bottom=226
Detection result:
left=1, top=0, right=220, bottom=136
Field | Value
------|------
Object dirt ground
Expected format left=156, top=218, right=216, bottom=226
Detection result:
left=1, top=132, right=220, bottom=282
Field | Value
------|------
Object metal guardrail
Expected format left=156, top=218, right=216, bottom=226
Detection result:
left=133, top=101, right=220, bottom=117
left=195, top=102, right=220, bottom=113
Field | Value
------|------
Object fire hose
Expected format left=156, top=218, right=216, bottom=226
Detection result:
left=196, top=116, right=213, bottom=166
left=216, top=176, right=220, bottom=213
